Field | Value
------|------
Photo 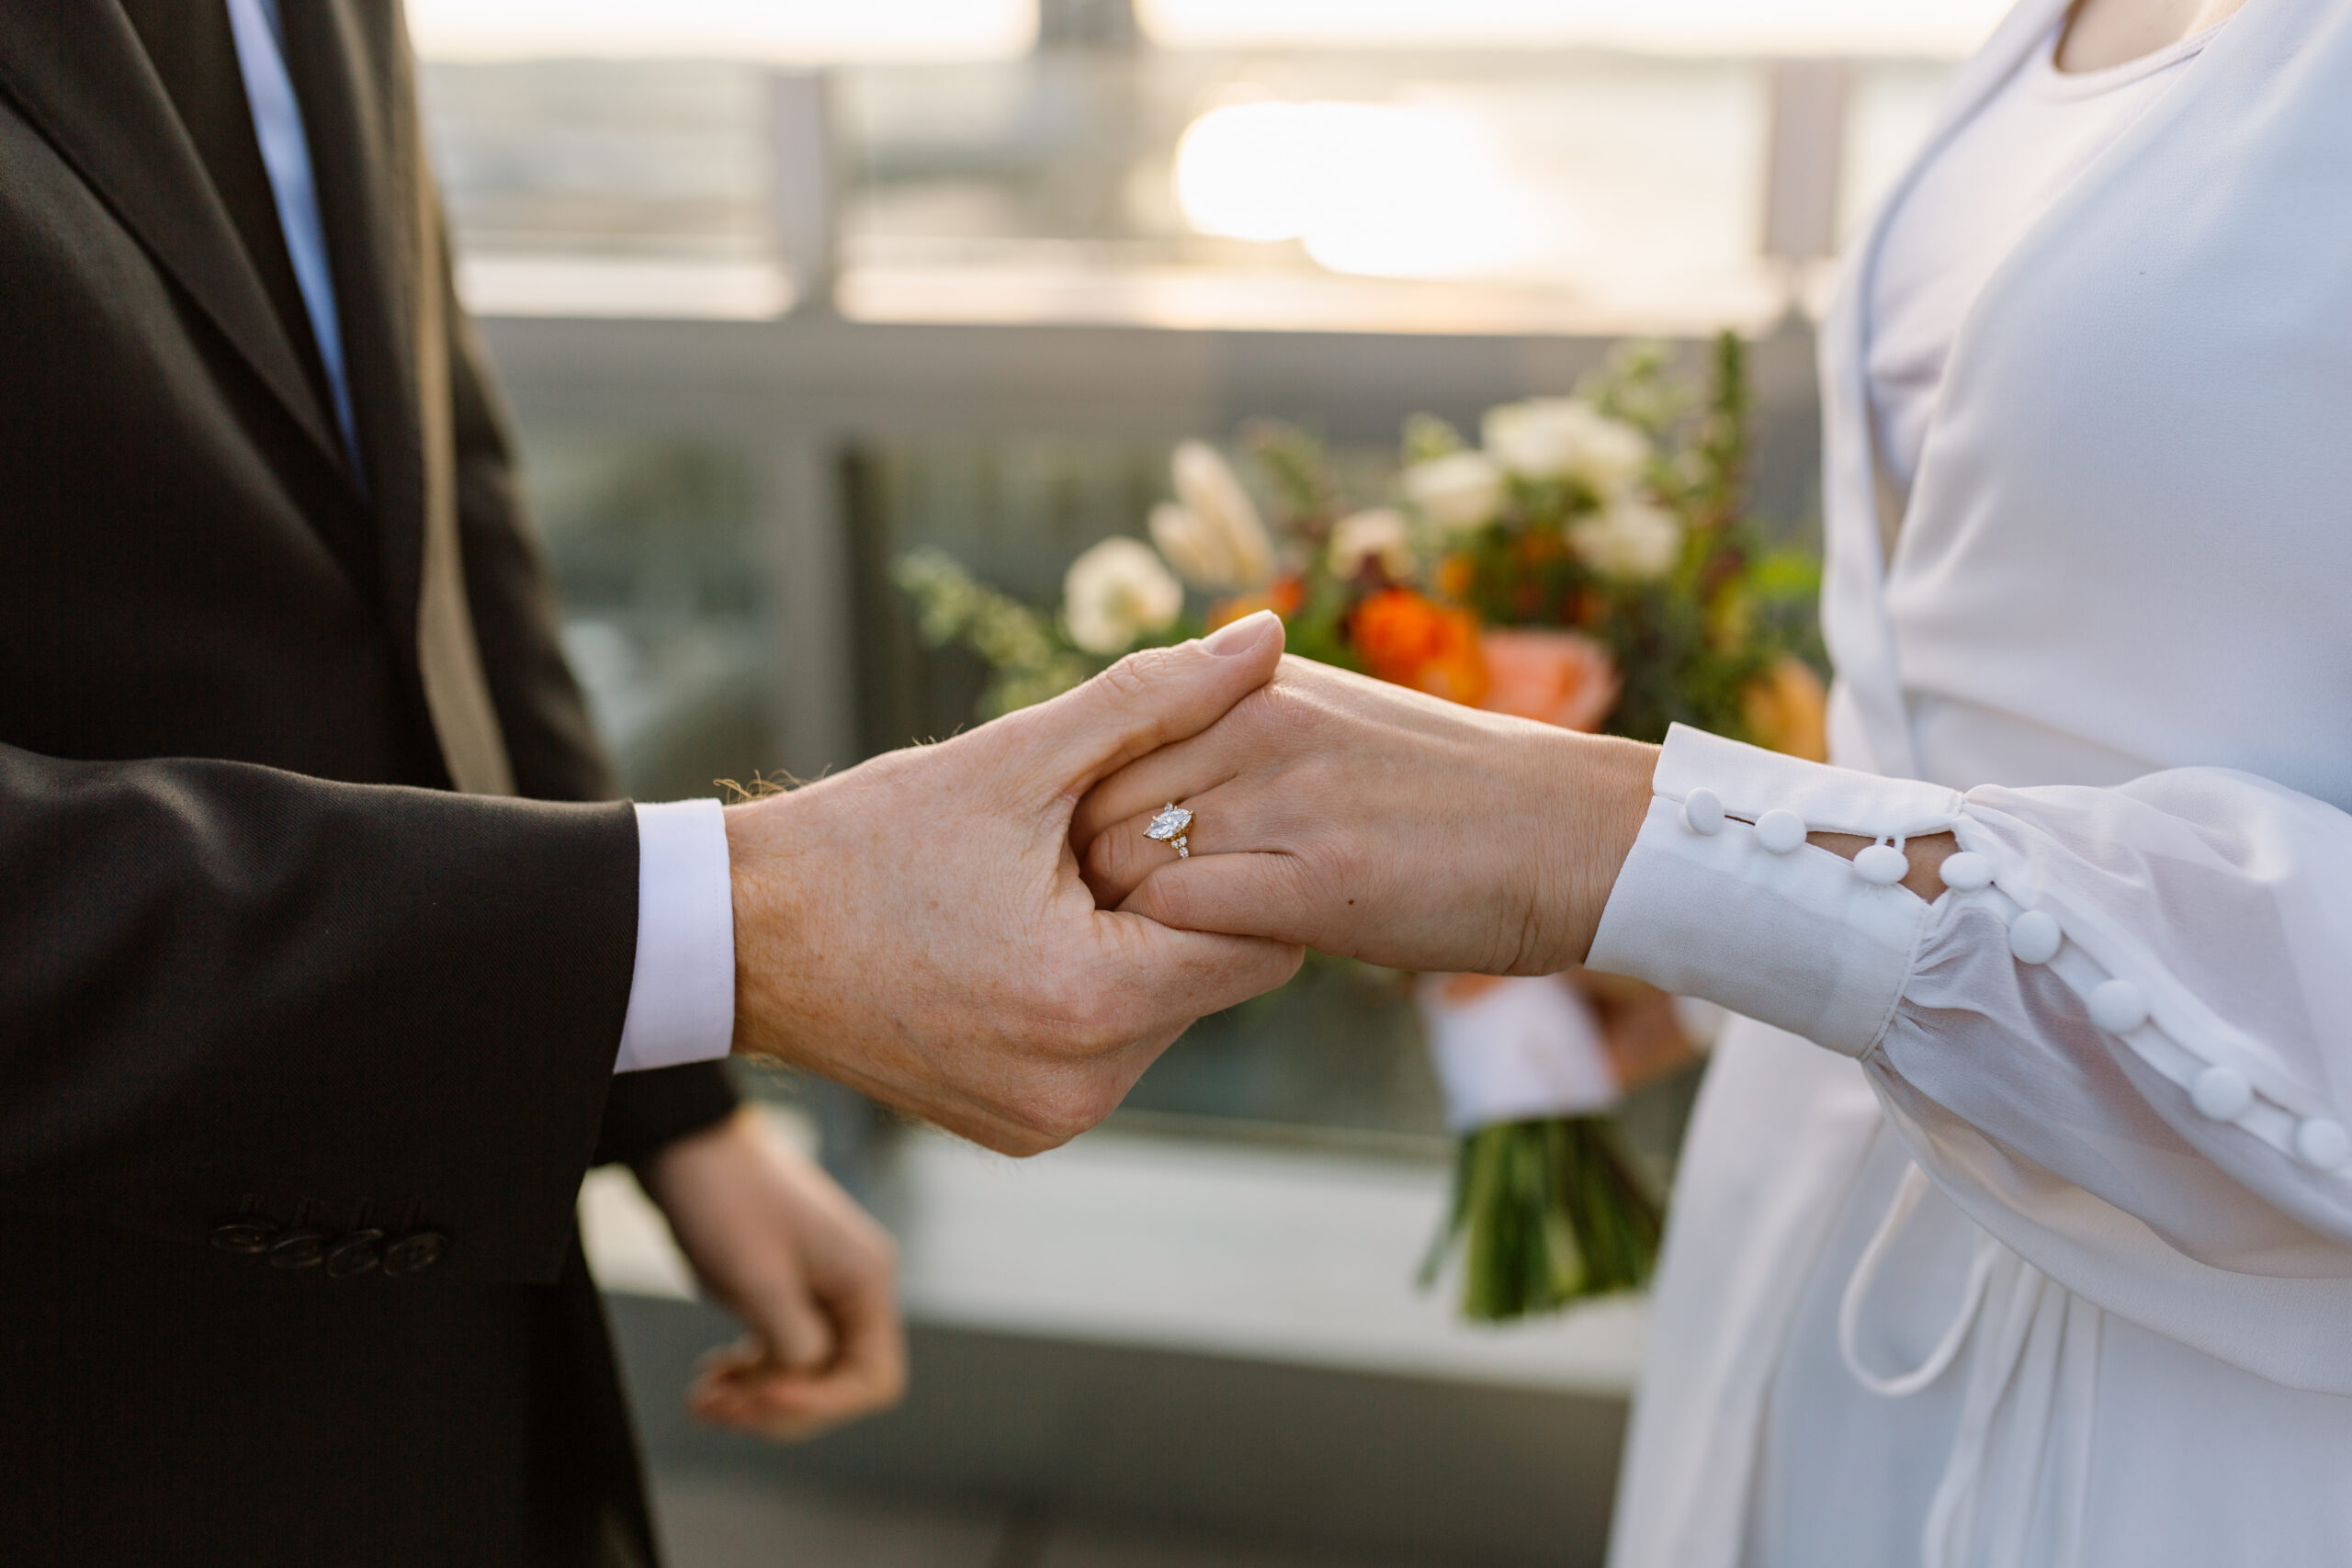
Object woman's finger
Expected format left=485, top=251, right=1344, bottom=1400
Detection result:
left=1080, top=779, right=1268, bottom=907
left=1116, top=852, right=1322, bottom=952
left=1070, top=715, right=1250, bottom=851
left=1090, top=914, right=1306, bottom=1032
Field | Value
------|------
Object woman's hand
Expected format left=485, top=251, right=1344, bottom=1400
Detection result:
left=638, top=1109, right=907, bottom=1442
left=1073, top=655, right=1658, bottom=976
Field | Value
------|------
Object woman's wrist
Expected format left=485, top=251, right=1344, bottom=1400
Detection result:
left=1517, top=728, right=1659, bottom=972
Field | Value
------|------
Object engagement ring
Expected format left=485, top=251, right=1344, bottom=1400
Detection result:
left=1146, top=803, right=1194, bottom=859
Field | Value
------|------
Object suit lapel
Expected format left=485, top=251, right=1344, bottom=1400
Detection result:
left=0, top=0, right=345, bottom=473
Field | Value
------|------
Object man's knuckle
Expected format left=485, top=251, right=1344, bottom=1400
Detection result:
left=1095, top=655, right=1155, bottom=702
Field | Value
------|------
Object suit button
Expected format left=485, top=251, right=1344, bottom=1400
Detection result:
left=210, top=1220, right=278, bottom=1256
left=382, top=1231, right=449, bottom=1277
left=326, top=1229, right=386, bottom=1279
left=269, top=1229, right=329, bottom=1269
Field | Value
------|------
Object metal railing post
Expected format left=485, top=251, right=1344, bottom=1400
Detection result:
left=765, top=68, right=840, bottom=314
left=1761, top=60, right=1853, bottom=275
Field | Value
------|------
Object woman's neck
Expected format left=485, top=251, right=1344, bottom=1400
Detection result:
left=2057, top=0, right=2249, bottom=71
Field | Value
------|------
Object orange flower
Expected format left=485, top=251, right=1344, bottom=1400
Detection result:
left=1351, top=588, right=1489, bottom=706
left=1434, top=553, right=1476, bottom=603
left=1477, top=628, right=1622, bottom=733
left=1743, top=654, right=1829, bottom=761
left=1206, top=574, right=1305, bottom=631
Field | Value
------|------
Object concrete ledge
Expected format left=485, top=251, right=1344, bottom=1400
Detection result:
left=583, top=1113, right=1647, bottom=1395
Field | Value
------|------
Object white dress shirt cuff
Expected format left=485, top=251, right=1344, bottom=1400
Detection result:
left=616, top=799, right=737, bottom=1074
left=1586, top=724, right=1962, bottom=1058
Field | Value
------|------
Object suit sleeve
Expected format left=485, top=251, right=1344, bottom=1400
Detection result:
left=0, top=743, right=637, bottom=1284
left=441, top=239, right=740, bottom=1166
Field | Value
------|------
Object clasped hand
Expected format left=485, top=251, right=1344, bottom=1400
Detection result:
left=724, top=611, right=1305, bottom=1156
left=723, top=612, right=1657, bottom=1158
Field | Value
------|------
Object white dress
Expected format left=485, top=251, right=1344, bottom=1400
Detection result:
left=1590, top=0, right=2352, bottom=1563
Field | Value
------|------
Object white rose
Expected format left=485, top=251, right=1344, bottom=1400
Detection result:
left=1482, top=398, right=1649, bottom=498
left=1148, top=502, right=1224, bottom=591
left=1567, top=500, right=1683, bottom=581
left=1063, top=536, right=1184, bottom=655
left=1403, top=450, right=1505, bottom=532
left=1161, top=440, right=1274, bottom=590
left=1327, top=507, right=1416, bottom=580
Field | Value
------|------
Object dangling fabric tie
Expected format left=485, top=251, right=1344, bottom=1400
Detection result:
left=1838, top=1161, right=2103, bottom=1568
left=1840, top=1162, right=1998, bottom=1397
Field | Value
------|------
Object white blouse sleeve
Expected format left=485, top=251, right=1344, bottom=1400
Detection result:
left=1589, top=725, right=2352, bottom=1390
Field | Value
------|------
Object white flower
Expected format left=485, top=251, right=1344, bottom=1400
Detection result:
left=1148, top=502, right=1221, bottom=589
left=1157, top=440, right=1274, bottom=591
left=1567, top=500, right=1683, bottom=581
left=1482, top=398, right=1650, bottom=497
left=1403, top=450, right=1506, bottom=532
left=1327, top=507, right=1416, bottom=580
left=1063, top=536, right=1183, bottom=655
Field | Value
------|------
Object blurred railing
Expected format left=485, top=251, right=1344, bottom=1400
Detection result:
left=429, top=50, right=1953, bottom=329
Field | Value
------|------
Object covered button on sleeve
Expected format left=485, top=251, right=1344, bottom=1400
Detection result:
left=1589, top=728, right=1945, bottom=1060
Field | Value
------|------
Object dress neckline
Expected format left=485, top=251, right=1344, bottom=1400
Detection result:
left=2040, top=14, right=2229, bottom=96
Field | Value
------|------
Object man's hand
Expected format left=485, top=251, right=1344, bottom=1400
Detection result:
left=726, top=613, right=1304, bottom=1156
left=638, top=1109, right=905, bottom=1442
left=1074, top=655, right=1659, bottom=976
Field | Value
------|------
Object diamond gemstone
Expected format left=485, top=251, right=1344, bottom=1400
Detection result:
left=1145, top=804, right=1193, bottom=841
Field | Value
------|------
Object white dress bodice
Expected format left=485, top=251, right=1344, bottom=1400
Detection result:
left=1597, top=0, right=2352, bottom=1562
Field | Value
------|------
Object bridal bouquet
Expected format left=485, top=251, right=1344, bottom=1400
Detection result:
left=898, top=334, right=1825, bottom=1320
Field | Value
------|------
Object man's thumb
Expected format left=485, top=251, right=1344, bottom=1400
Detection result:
left=1014, top=610, right=1283, bottom=794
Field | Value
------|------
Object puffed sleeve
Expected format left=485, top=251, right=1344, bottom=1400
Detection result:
left=1589, top=725, right=2352, bottom=1393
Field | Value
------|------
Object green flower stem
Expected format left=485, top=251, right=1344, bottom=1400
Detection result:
left=1426, top=1116, right=1665, bottom=1323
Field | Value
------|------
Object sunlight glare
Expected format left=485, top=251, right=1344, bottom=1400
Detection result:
left=1175, top=100, right=1562, bottom=280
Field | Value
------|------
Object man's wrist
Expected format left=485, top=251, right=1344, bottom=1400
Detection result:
left=725, top=790, right=820, bottom=1069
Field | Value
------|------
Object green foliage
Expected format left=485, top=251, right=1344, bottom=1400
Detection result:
left=1242, top=419, right=1344, bottom=538
left=892, top=548, right=1099, bottom=717
left=1401, top=412, right=1466, bottom=466
left=1422, top=1117, right=1665, bottom=1319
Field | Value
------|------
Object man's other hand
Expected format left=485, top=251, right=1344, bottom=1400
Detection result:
left=639, top=1109, right=905, bottom=1442
left=726, top=611, right=1303, bottom=1156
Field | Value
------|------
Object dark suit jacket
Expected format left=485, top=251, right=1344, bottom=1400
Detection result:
left=0, top=4, right=738, bottom=1562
